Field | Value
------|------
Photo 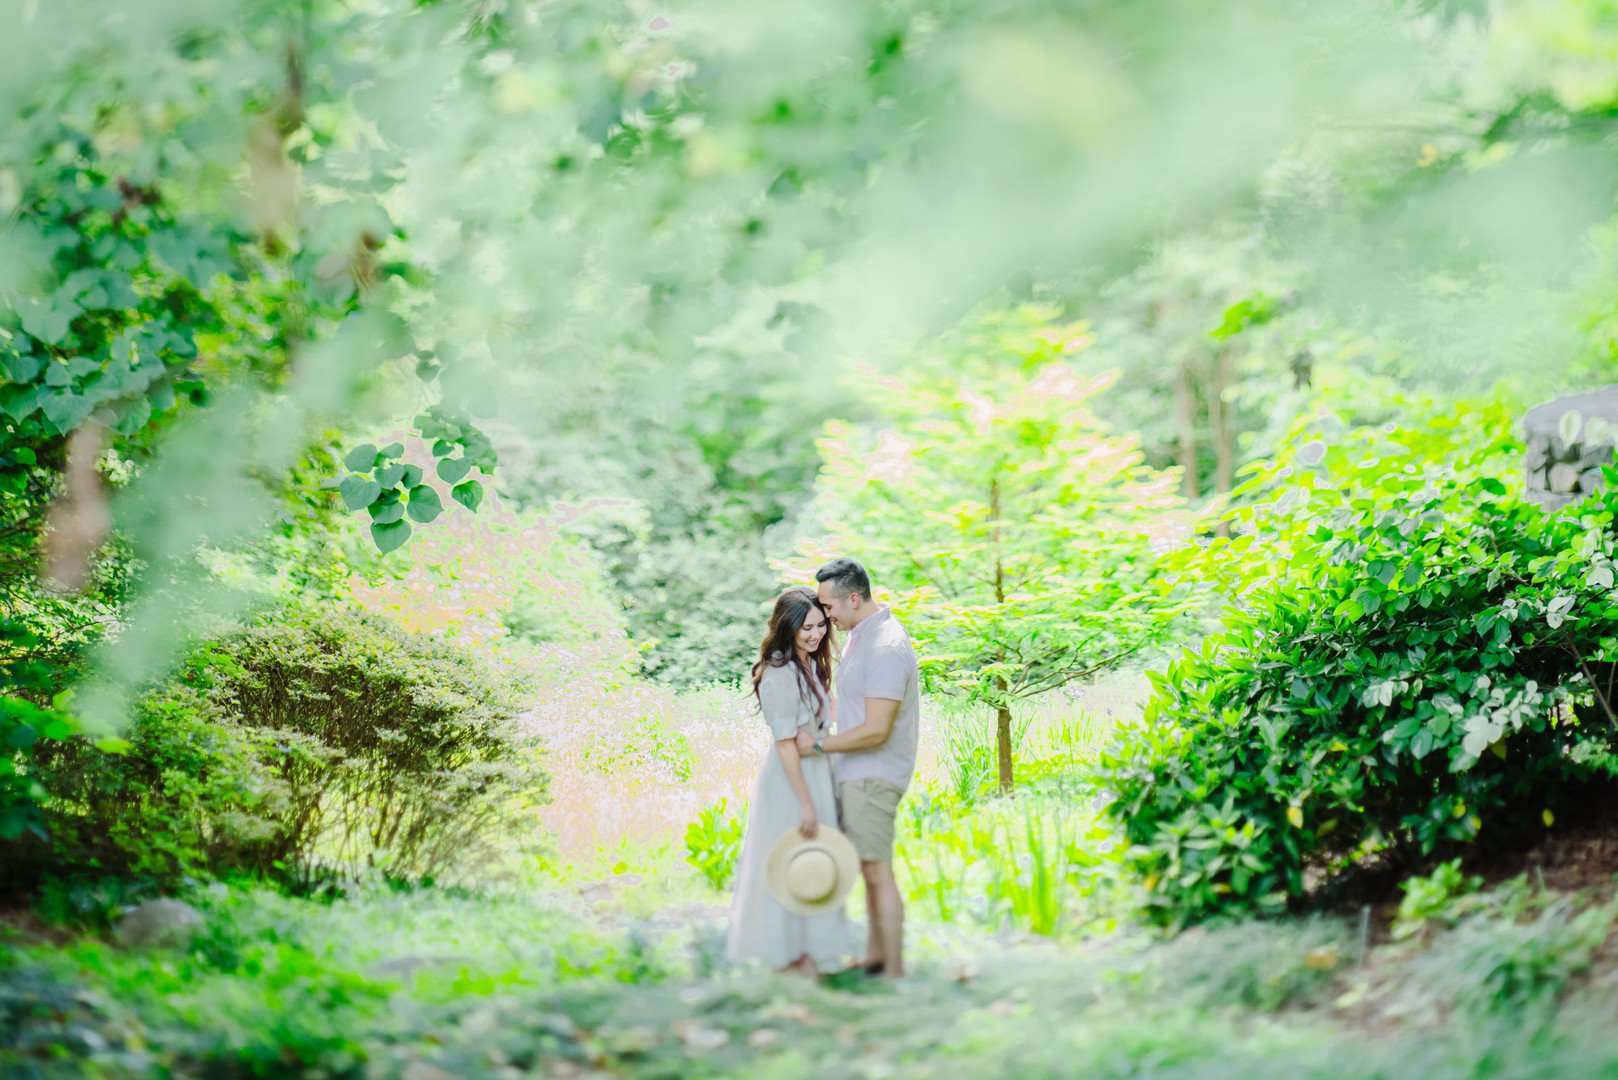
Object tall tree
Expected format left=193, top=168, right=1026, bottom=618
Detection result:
left=808, top=308, right=1194, bottom=791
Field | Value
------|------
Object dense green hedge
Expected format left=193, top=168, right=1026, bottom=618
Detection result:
left=1098, top=402, right=1618, bottom=924
left=7, top=605, right=546, bottom=889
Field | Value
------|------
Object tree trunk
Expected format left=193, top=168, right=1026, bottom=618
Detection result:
left=990, top=478, right=1013, bottom=793
left=1212, top=349, right=1233, bottom=494
left=996, top=703, right=1014, bottom=794
left=1174, top=361, right=1198, bottom=499
left=1210, top=349, right=1233, bottom=537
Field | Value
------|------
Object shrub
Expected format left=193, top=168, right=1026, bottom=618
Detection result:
left=14, top=604, right=547, bottom=888
left=1393, top=858, right=1483, bottom=940
left=1097, top=400, right=1618, bottom=924
left=683, top=797, right=744, bottom=891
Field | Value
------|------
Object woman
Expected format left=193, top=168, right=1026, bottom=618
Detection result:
left=726, top=586, right=847, bottom=976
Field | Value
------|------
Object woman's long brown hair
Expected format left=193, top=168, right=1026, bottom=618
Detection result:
left=751, top=586, right=834, bottom=716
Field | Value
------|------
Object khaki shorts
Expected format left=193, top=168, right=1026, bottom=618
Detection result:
left=839, top=778, right=903, bottom=862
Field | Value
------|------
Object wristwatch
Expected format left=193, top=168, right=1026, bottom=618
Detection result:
left=812, top=737, right=825, bottom=756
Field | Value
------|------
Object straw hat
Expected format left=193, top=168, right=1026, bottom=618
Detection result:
left=764, top=825, right=860, bottom=916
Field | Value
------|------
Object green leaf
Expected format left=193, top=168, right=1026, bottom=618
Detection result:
left=401, top=464, right=423, bottom=488
left=452, top=479, right=484, bottom=512
left=5, top=723, right=36, bottom=749
left=0, top=385, right=39, bottom=421
left=437, top=457, right=472, bottom=484
left=94, top=738, right=133, bottom=756
left=339, top=474, right=382, bottom=511
left=1, top=352, right=41, bottom=382
left=370, top=518, right=412, bottom=554
left=369, top=499, right=406, bottom=524
left=379, top=441, right=405, bottom=458
left=1479, top=477, right=1506, bottom=496
left=406, top=484, right=443, bottom=523
left=377, top=462, right=406, bottom=488
left=14, top=448, right=36, bottom=465
left=343, top=443, right=378, bottom=471
left=40, top=389, right=94, bottom=433
left=41, top=720, right=72, bottom=740
left=18, top=296, right=82, bottom=345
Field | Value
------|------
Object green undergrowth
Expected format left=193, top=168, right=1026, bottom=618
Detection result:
left=5, top=870, right=1618, bottom=1079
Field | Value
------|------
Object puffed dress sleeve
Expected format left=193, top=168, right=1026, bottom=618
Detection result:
left=758, top=665, right=809, bottom=741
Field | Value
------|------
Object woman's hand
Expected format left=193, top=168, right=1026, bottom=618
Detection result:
left=798, top=800, right=819, bottom=838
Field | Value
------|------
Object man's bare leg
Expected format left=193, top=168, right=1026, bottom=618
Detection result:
left=859, top=862, right=885, bottom=970
left=862, top=860, right=904, bottom=978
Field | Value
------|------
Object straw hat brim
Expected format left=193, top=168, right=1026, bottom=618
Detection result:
left=764, top=824, right=861, bottom=916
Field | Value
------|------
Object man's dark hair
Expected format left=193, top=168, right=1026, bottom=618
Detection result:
left=815, top=557, right=871, bottom=601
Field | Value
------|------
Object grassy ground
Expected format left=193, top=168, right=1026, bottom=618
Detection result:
left=6, top=862, right=1618, bottom=1079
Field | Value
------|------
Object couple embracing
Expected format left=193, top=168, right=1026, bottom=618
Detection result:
left=725, top=557, right=920, bottom=980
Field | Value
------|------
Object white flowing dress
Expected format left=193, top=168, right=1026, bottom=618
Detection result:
left=725, top=661, right=848, bottom=968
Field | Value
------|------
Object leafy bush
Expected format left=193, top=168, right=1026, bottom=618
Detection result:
left=683, top=797, right=744, bottom=891
left=12, top=604, right=547, bottom=888
left=1, top=694, right=83, bottom=845
left=1098, top=400, right=1618, bottom=923
left=1393, top=858, right=1483, bottom=940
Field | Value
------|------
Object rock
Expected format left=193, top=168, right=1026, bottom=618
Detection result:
left=115, top=899, right=203, bottom=949
left=1549, top=463, right=1582, bottom=492
left=1524, top=386, right=1618, bottom=507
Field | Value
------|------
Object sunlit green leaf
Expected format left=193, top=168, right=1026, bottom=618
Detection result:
left=451, top=480, right=484, bottom=512
left=370, top=518, right=412, bottom=554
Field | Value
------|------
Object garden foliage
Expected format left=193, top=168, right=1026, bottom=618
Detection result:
left=9, top=605, right=545, bottom=888
left=1099, top=400, right=1618, bottom=923
left=683, top=797, right=745, bottom=892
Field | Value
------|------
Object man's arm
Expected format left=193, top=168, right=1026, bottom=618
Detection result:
left=798, top=697, right=900, bottom=755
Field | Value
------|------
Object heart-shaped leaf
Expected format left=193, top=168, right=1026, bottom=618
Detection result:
left=1, top=352, right=41, bottom=382
left=437, top=457, right=472, bottom=484
left=0, top=386, right=40, bottom=421
left=370, top=499, right=406, bottom=524
left=370, top=518, right=412, bottom=554
left=339, top=474, right=382, bottom=511
left=377, top=462, right=406, bottom=488
left=344, top=443, right=378, bottom=471
left=452, top=479, right=484, bottom=513
left=406, top=484, right=443, bottom=523
left=401, top=464, right=424, bottom=488
left=147, top=381, right=176, bottom=412
left=379, top=441, right=405, bottom=459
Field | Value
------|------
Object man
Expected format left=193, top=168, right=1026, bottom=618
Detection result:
left=796, top=556, right=920, bottom=980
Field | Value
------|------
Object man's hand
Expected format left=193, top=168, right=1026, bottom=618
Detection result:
left=796, top=727, right=815, bottom=756
left=818, top=697, right=900, bottom=755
